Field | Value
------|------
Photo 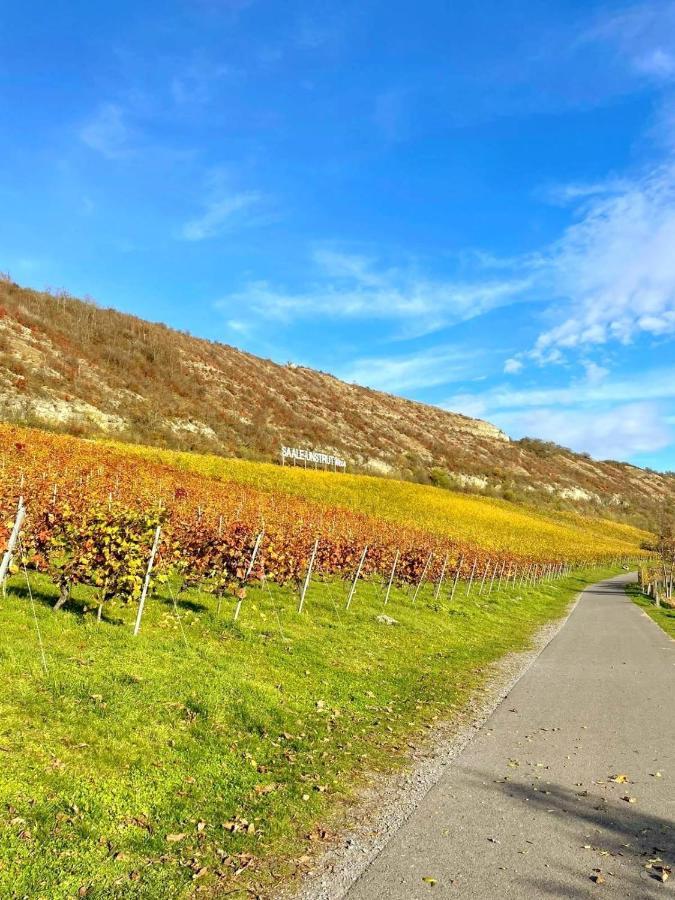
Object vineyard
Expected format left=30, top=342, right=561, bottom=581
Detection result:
left=0, top=424, right=652, bottom=898
left=0, top=424, right=650, bottom=622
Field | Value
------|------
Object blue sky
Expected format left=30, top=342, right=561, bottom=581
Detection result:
left=3, top=1, right=675, bottom=469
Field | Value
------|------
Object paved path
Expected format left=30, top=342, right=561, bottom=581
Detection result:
left=346, top=574, right=674, bottom=898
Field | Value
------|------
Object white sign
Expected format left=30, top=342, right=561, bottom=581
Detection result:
left=281, top=445, right=346, bottom=470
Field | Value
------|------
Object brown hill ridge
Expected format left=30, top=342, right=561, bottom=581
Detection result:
left=0, top=276, right=673, bottom=530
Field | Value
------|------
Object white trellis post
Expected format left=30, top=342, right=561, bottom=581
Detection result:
left=0, top=497, right=26, bottom=590
left=346, top=545, right=368, bottom=611
left=478, top=559, right=490, bottom=595
left=133, top=525, right=162, bottom=636
left=383, top=550, right=400, bottom=606
left=466, top=557, right=478, bottom=595
left=298, top=538, right=319, bottom=613
left=234, top=530, right=265, bottom=622
left=433, top=552, right=449, bottom=601
left=488, top=560, right=498, bottom=594
left=449, top=553, right=464, bottom=602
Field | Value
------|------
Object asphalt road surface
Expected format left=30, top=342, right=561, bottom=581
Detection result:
left=345, top=574, right=674, bottom=899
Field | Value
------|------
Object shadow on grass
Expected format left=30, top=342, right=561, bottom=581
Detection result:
left=7, top=582, right=126, bottom=624
left=154, top=591, right=209, bottom=613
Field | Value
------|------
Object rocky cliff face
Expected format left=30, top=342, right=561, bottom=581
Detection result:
left=0, top=276, right=673, bottom=530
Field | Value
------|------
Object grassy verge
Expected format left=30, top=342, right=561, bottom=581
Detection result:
left=625, top=582, right=675, bottom=639
left=0, top=566, right=616, bottom=898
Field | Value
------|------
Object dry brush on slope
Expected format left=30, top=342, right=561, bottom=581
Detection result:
left=0, top=276, right=674, bottom=530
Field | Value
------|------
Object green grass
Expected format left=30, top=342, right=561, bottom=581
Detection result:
left=625, top=583, right=675, bottom=639
left=0, top=566, right=618, bottom=898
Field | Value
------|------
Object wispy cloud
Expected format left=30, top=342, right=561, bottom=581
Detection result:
left=446, top=364, right=675, bottom=417
left=635, top=47, right=675, bottom=79
left=584, top=1, right=675, bottom=83
left=170, top=60, right=235, bottom=106
left=503, top=358, right=523, bottom=374
left=497, top=402, right=672, bottom=460
left=181, top=191, right=264, bottom=241
left=338, top=345, right=485, bottom=393
left=80, top=104, right=134, bottom=159
left=218, top=248, right=532, bottom=337
left=217, top=154, right=675, bottom=356
left=444, top=365, right=675, bottom=460
left=440, top=359, right=675, bottom=460
left=179, top=169, right=269, bottom=241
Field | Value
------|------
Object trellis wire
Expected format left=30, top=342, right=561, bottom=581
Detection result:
left=165, top=578, right=190, bottom=650
left=345, top=545, right=368, bottom=611
left=412, top=551, right=433, bottom=604
left=17, top=535, right=48, bottom=676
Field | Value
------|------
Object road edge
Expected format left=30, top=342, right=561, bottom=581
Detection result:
left=283, top=578, right=603, bottom=900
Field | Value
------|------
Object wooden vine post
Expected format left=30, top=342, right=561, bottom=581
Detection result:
left=133, top=525, right=162, bottom=637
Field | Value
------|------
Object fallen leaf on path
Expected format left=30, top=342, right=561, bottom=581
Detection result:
left=653, top=865, right=671, bottom=882
left=621, top=796, right=637, bottom=803
left=609, top=774, right=629, bottom=784
left=422, top=876, right=437, bottom=886
left=254, top=784, right=277, bottom=795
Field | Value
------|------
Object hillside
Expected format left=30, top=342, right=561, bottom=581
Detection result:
left=1, top=276, right=673, bottom=530
left=0, top=423, right=647, bottom=897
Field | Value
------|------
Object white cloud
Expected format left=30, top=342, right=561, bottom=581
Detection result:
left=339, top=346, right=483, bottom=393
left=583, top=361, right=609, bottom=385
left=586, top=2, right=675, bottom=83
left=226, top=318, right=252, bottom=335
left=445, top=365, right=675, bottom=461
left=532, top=164, right=675, bottom=360
left=215, top=159, right=675, bottom=355
left=541, top=178, right=630, bottom=206
left=635, top=47, right=675, bottom=79
left=218, top=248, right=532, bottom=336
left=446, top=364, right=675, bottom=415
left=503, top=357, right=523, bottom=374
left=181, top=190, right=264, bottom=241
left=495, top=402, right=671, bottom=460
left=80, top=104, right=134, bottom=159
